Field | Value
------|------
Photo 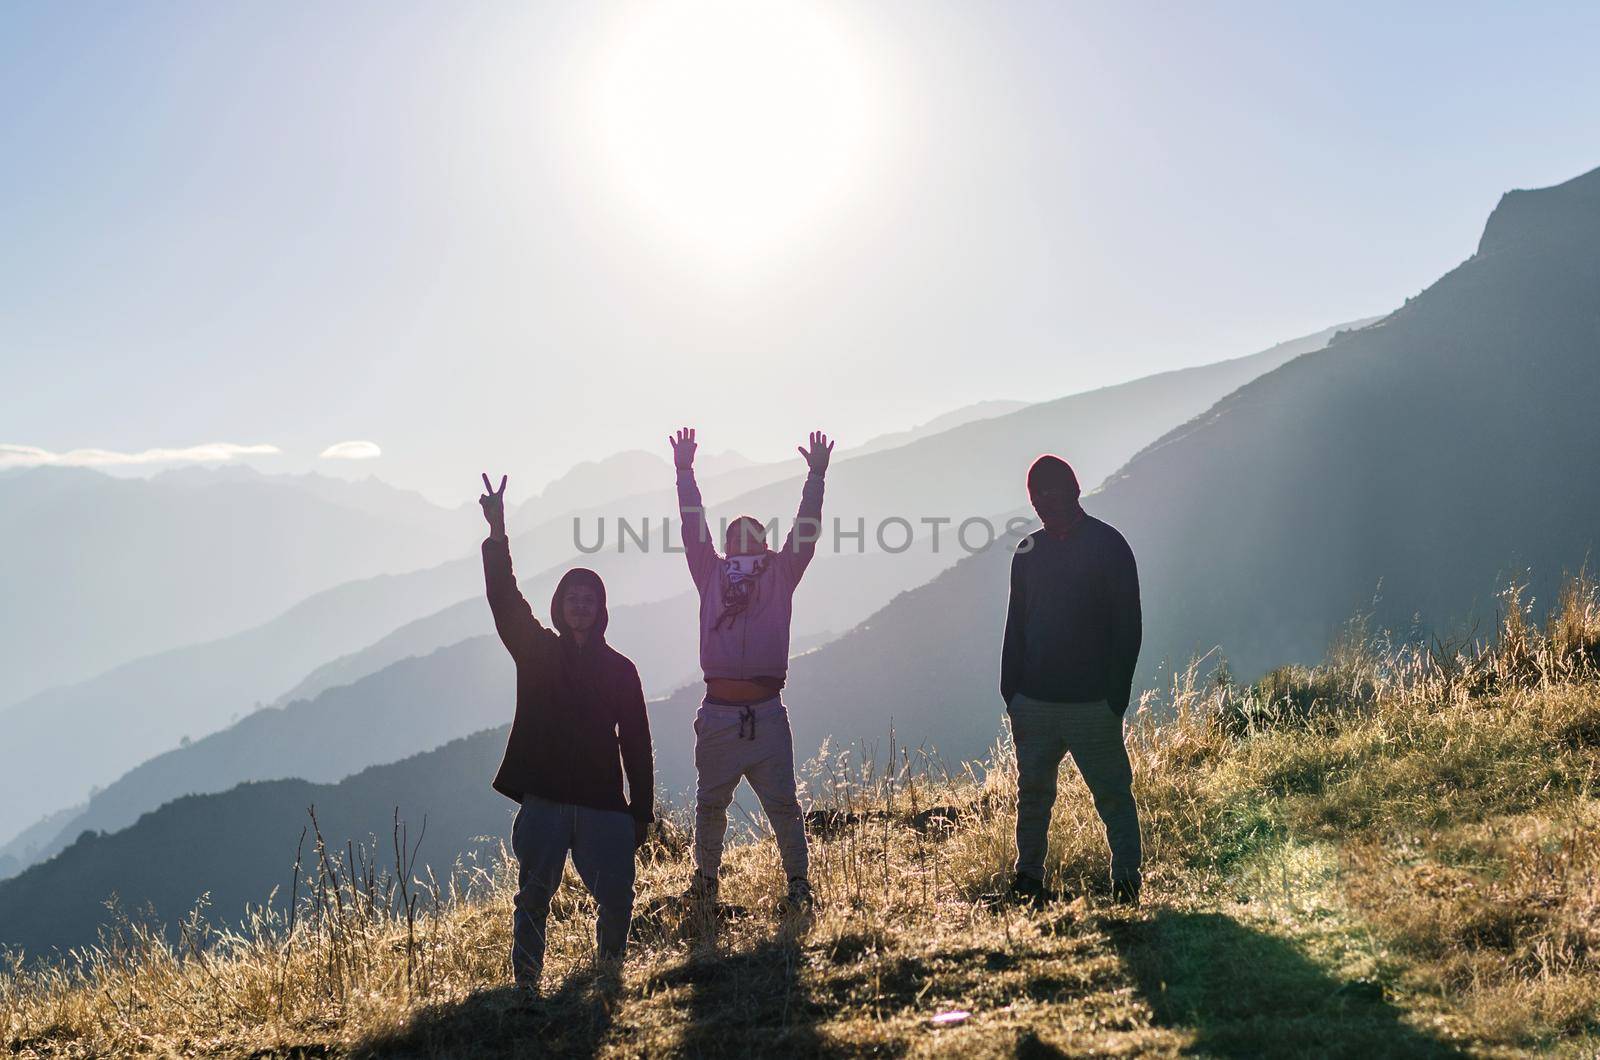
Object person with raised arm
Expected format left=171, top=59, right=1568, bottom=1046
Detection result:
left=478, top=473, right=654, bottom=994
left=669, top=427, right=831, bottom=917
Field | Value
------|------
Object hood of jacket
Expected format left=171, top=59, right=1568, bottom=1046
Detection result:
left=550, top=566, right=609, bottom=643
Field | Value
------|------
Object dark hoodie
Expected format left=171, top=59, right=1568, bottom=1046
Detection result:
left=482, top=538, right=654, bottom=821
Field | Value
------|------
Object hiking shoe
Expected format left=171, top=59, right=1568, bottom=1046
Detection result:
left=1111, top=876, right=1142, bottom=907
left=779, top=877, right=816, bottom=917
left=1007, top=872, right=1048, bottom=908
left=679, top=872, right=719, bottom=911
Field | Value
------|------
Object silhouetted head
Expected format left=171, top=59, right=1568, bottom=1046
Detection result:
left=725, top=515, right=769, bottom=557
left=550, top=567, right=607, bottom=644
left=1027, top=455, right=1081, bottom=526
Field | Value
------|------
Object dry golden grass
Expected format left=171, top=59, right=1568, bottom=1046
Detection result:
left=4, top=579, right=1599, bottom=1058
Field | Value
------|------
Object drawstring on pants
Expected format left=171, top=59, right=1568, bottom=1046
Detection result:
left=738, top=704, right=757, bottom=740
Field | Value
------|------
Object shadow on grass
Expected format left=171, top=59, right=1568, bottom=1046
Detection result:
left=1104, top=910, right=1467, bottom=1059
left=350, top=965, right=622, bottom=1060
left=651, top=931, right=844, bottom=1058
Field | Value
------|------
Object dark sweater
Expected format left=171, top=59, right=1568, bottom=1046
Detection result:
left=1000, top=517, right=1142, bottom=714
left=482, top=538, right=654, bottom=821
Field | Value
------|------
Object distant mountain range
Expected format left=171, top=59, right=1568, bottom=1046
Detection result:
left=0, top=729, right=513, bottom=956
left=0, top=466, right=468, bottom=707
left=501, top=399, right=1031, bottom=535
left=0, top=331, right=1328, bottom=859
left=507, top=448, right=764, bottom=534
left=0, top=458, right=767, bottom=850
left=0, top=318, right=1359, bottom=929
left=844, top=399, right=1030, bottom=457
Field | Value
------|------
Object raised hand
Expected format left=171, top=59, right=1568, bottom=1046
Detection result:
left=669, top=427, right=698, bottom=470
left=798, top=431, right=834, bottom=475
left=479, top=473, right=508, bottom=539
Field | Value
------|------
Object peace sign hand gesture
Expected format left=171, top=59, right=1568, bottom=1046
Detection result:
left=479, top=473, right=509, bottom=540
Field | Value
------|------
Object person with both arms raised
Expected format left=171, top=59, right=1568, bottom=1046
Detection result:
left=669, top=426, right=832, bottom=917
left=478, top=473, right=654, bottom=994
left=1001, top=454, right=1144, bottom=906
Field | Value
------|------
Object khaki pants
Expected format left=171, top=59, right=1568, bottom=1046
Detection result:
left=692, top=696, right=809, bottom=881
left=1007, top=693, right=1142, bottom=884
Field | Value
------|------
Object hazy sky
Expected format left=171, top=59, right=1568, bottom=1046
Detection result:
left=3, top=1, right=1598, bottom=502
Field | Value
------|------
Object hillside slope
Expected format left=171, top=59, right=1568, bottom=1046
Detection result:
left=4, top=594, right=1596, bottom=1056
left=1093, top=165, right=1600, bottom=683
left=667, top=164, right=1600, bottom=777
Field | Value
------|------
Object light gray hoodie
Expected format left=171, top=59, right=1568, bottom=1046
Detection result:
left=676, top=467, right=825, bottom=682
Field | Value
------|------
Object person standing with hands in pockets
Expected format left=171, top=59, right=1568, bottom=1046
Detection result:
left=669, top=426, right=832, bottom=917
left=1000, top=455, right=1143, bottom=908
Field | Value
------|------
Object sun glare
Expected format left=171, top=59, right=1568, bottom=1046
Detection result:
left=590, top=1, right=881, bottom=269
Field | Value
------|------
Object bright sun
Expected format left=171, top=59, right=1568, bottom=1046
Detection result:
left=590, top=1, right=881, bottom=268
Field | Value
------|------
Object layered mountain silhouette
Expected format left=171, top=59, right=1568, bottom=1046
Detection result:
left=717, top=166, right=1600, bottom=779
left=506, top=447, right=765, bottom=534
left=0, top=559, right=490, bottom=852
left=254, top=327, right=1349, bottom=711
left=0, top=466, right=466, bottom=707
left=1093, top=164, right=1600, bottom=683
left=843, top=399, right=1029, bottom=457
left=682, top=165, right=1600, bottom=776
left=0, top=332, right=1328, bottom=863
left=0, top=326, right=1352, bottom=933
left=0, top=456, right=790, bottom=850
left=0, top=729, right=513, bottom=956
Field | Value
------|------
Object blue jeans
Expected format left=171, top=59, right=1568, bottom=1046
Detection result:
left=510, top=795, right=636, bottom=985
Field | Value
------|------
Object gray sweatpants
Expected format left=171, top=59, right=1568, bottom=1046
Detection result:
left=1007, top=694, right=1142, bottom=884
left=693, top=696, right=809, bottom=882
left=510, top=795, right=636, bottom=985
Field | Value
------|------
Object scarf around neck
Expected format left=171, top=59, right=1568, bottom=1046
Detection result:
left=715, top=552, right=771, bottom=629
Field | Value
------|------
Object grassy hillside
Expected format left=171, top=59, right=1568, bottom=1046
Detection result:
left=4, top=582, right=1597, bottom=1057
